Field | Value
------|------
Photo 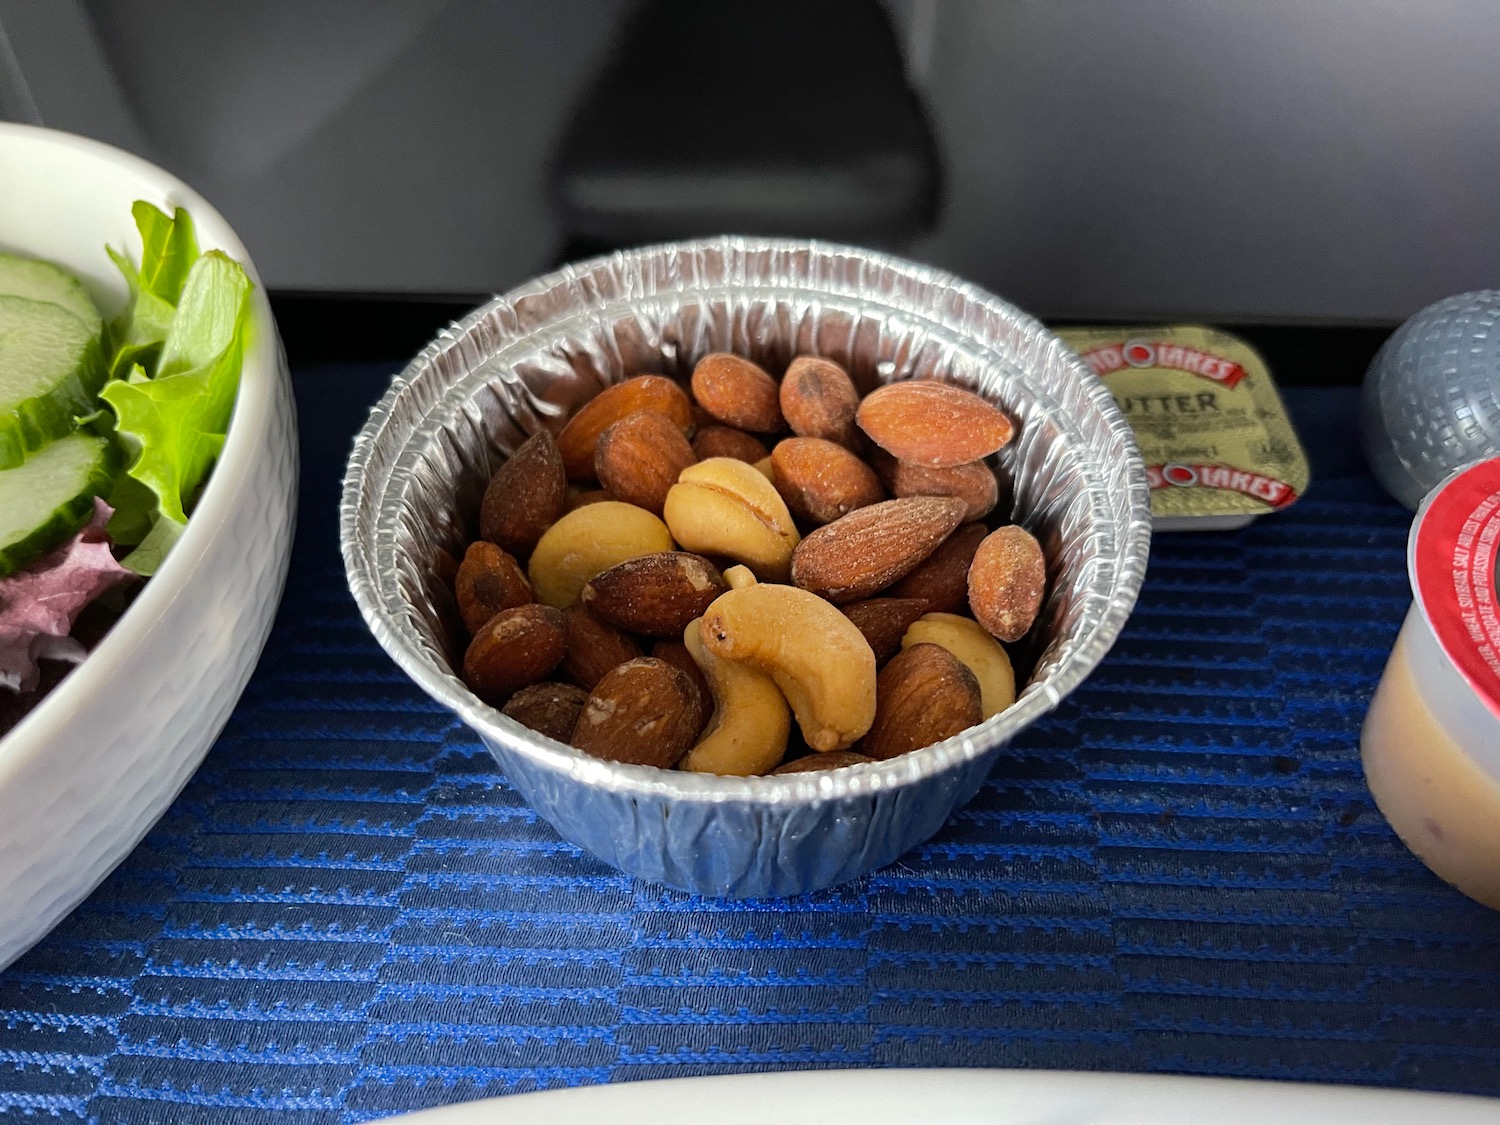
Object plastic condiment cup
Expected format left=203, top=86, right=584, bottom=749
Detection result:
left=1362, top=457, right=1500, bottom=910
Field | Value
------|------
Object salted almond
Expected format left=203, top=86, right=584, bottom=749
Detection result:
left=582, top=551, right=729, bottom=637
left=857, top=381, right=1014, bottom=468
left=691, top=353, right=783, bottom=433
left=779, top=356, right=860, bottom=449
left=454, top=541, right=534, bottom=634
left=571, top=657, right=705, bottom=768
left=480, top=429, right=568, bottom=556
left=839, top=597, right=930, bottom=664
left=770, top=437, right=884, bottom=526
left=557, top=375, right=693, bottom=480
left=771, top=750, right=874, bottom=775
left=461, top=604, right=567, bottom=704
left=790, top=496, right=967, bottom=603
left=874, top=453, right=999, bottom=522
left=501, top=681, right=589, bottom=743
left=862, top=642, right=982, bottom=760
left=968, top=524, right=1047, bottom=642
left=692, top=425, right=770, bottom=464
left=650, top=638, right=713, bottom=719
left=561, top=604, right=643, bottom=690
left=594, top=410, right=697, bottom=516
left=889, top=522, right=988, bottom=615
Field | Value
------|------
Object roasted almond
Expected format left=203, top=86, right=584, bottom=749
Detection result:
left=968, top=524, right=1047, bottom=642
left=790, top=495, right=967, bottom=603
left=862, top=642, right=982, bottom=760
left=771, top=749, right=874, bottom=775
left=692, top=424, right=770, bottom=464
left=594, top=409, right=697, bottom=516
left=461, top=603, right=567, bottom=704
left=561, top=603, right=643, bottom=690
left=557, top=375, right=694, bottom=480
left=874, top=453, right=999, bottom=522
left=857, top=381, right=1014, bottom=468
left=889, top=522, right=988, bottom=615
left=770, top=437, right=884, bottom=526
left=690, top=353, right=784, bottom=433
left=650, top=637, right=713, bottom=719
left=454, top=540, right=534, bottom=634
left=839, top=597, right=930, bottom=664
left=779, top=356, right=860, bottom=449
left=571, top=657, right=705, bottom=768
left=479, top=429, right=568, bottom=556
left=582, top=551, right=729, bottom=637
left=501, top=681, right=589, bottom=743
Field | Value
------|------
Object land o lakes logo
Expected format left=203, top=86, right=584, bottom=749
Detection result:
left=1078, top=338, right=1248, bottom=388
left=1147, top=462, right=1300, bottom=508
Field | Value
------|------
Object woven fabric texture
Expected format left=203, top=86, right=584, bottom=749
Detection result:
left=1, top=370, right=1496, bottom=1123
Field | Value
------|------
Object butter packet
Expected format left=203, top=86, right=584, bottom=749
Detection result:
left=1055, top=324, right=1310, bottom=531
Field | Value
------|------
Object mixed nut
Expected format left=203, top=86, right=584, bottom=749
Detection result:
left=449, top=352, right=1047, bottom=776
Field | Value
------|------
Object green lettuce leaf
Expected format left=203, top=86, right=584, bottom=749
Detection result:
left=133, top=201, right=198, bottom=307
left=104, top=204, right=197, bottom=376
left=100, top=251, right=251, bottom=566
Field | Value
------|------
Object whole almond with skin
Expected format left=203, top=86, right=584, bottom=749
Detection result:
left=862, top=642, right=982, bottom=760
left=582, top=551, right=729, bottom=636
left=561, top=603, right=643, bottom=690
left=839, top=597, right=930, bottom=664
left=790, top=495, right=967, bottom=603
left=692, top=425, right=770, bottom=464
left=501, top=681, right=589, bottom=743
left=772, top=749, right=874, bottom=775
left=889, top=521, right=988, bottom=615
left=650, top=638, right=713, bottom=719
left=557, top=375, right=694, bottom=480
left=480, top=429, right=567, bottom=556
left=780, top=356, right=860, bottom=449
left=454, top=540, right=534, bottom=634
left=874, top=452, right=999, bottom=522
left=691, top=353, right=784, bottom=433
left=857, top=381, right=1015, bottom=468
left=968, top=524, right=1047, bottom=642
left=461, top=604, right=567, bottom=704
left=771, top=437, right=884, bottom=526
left=571, top=657, right=705, bottom=768
left=594, top=410, right=697, bottom=516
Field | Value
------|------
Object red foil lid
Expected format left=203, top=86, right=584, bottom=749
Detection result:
left=1411, top=457, right=1500, bottom=721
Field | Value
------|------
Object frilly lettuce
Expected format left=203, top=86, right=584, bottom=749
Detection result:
left=100, top=205, right=252, bottom=574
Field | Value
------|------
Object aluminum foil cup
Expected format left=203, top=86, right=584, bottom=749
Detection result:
left=341, top=238, right=1151, bottom=898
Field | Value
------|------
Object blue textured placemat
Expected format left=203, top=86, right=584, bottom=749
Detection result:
left=2, top=370, right=1497, bottom=1123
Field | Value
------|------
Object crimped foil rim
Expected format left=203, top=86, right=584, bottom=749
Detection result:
left=340, top=237, right=1151, bottom=806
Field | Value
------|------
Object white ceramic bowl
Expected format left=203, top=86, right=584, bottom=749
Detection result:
left=0, top=124, right=297, bottom=968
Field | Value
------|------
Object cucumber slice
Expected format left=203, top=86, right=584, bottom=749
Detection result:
left=0, top=432, right=119, bottom=576
left=0, top=253, right=102, bottom=334
left=0, top=294, right=107, bottom=469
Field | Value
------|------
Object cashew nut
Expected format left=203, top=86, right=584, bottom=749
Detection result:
left=901, top=611, right=1016, bottom=719
left=699, top=582, right=876, bottom=752
left=527, top=500, right=673, bottom=608
left=663, top=457, right=799, bottom=581
left=679, top=617, right=792, bottom=776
